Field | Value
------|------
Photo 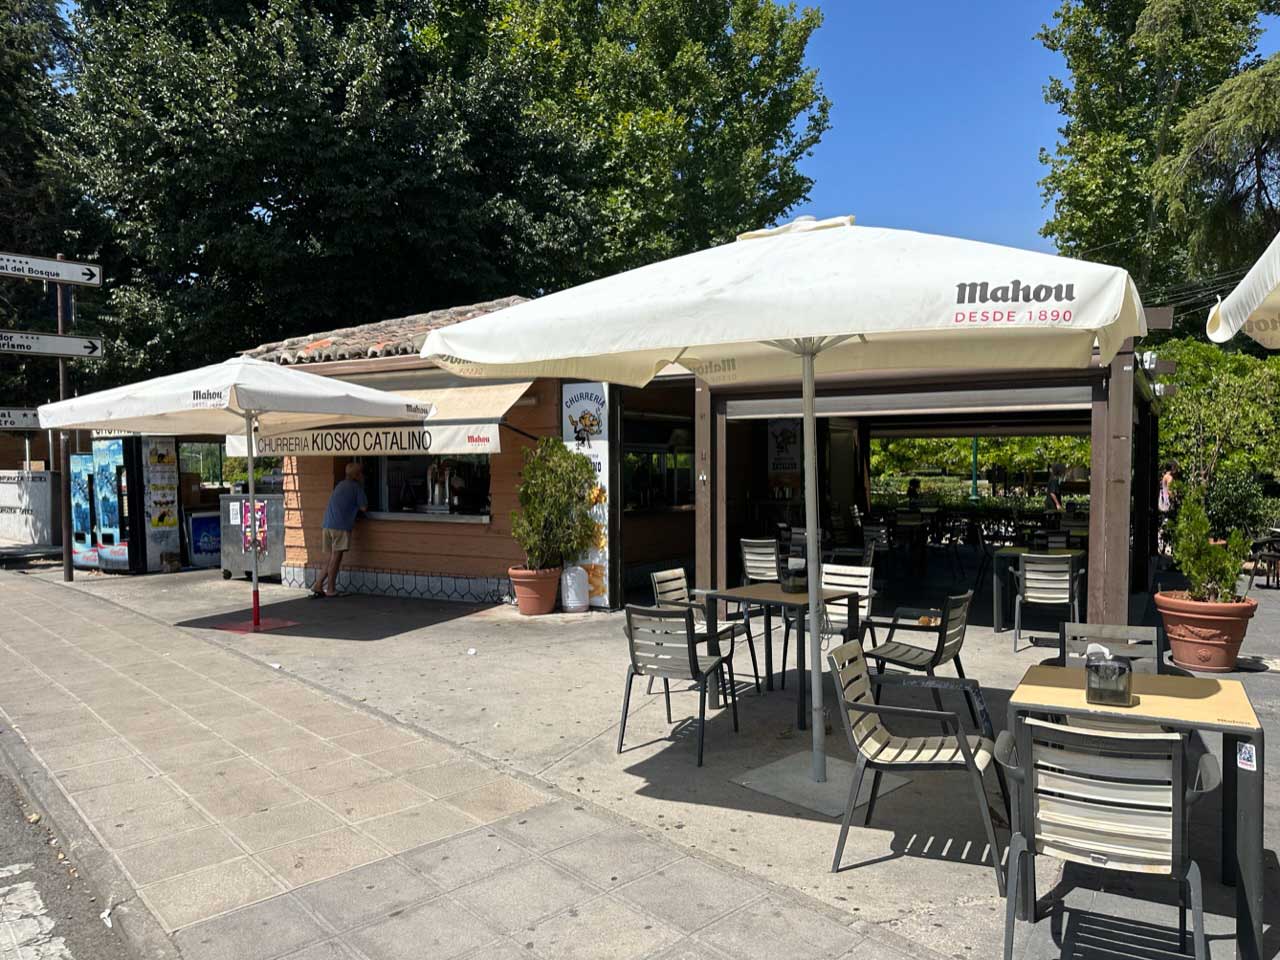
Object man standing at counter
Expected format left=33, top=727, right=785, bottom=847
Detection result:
left=314, top=461, right=368, bottom=597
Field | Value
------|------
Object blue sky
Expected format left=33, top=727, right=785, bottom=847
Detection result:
left=792, top=3, right=1280, bottom=252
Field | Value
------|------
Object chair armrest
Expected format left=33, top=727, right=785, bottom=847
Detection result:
left=891, top=606, right=941, bottom=621
left=872, top=672, right=994, bottom=738
left=994, top=731, right=1025, bottom=782
left=846, top=698, right=958, bottom=737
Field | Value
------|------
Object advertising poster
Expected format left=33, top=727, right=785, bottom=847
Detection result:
left=188, top=512, right=221, bottom=568
left=767, top=418, right=803, bottom=495
left=562, top=382, right=610, bottom=608
left=241, top=499, right=267, bottom=553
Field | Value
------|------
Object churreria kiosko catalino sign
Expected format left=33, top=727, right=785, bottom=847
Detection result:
left=226, top=422, right=501, bottom=457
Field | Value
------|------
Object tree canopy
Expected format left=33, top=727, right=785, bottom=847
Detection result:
left=46, top=0, right=828, bottom=387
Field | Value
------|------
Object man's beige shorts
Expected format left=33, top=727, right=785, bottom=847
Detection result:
left=322, top=528, right=351, bottom=553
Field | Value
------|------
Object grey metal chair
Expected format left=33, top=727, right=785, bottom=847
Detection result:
left=650, top=567, right=759, bottom=693
left=1012, top=553, right=1083, bottom=652
left=1055, top=622, right=1164, bottom=673
left=739, top=537, right=798, bottom=688
left=860, top=591, right=977, bottom=726
left=827, top=636, right=1007, bottom=893
left=996, top=719, right=1219, bottom=960
left=617, top=605, right=738, bottom=767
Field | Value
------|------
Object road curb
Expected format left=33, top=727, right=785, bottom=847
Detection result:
left=0, top=719, right=182, bottom=960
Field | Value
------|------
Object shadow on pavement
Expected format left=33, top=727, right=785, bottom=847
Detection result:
left=177, top=592, right=483, bottom=640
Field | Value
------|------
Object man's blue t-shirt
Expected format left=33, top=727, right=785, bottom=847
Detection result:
left=323, top=479, right=368, bottom=531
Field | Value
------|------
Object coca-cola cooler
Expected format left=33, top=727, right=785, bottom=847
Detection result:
left=69, top=453, right=98, bottom=569
left=92, top=436, right=182, bottom=574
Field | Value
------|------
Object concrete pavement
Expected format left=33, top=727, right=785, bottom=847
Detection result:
left=0, top=572, right=931, bottom=960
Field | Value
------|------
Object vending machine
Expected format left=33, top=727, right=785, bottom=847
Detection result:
left=69, top=453, right=98, bottom=569
left=92, top=436, right=182, bottom=574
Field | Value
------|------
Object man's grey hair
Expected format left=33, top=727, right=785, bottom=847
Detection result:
left=344, top=461, right=362, bottom=480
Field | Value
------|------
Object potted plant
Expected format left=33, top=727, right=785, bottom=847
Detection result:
left=509, top=437, right=597, bottom=615
left=1154, top=487, right=1257, bottom=672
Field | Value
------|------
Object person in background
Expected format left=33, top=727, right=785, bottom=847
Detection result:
left=906, top=477, right=922, bottom=505
left=314, top=461, right=368, bottom=598
left=1158, top=460, right=1179, bottom=555
left=1045, top=463, right=1065, bottom=514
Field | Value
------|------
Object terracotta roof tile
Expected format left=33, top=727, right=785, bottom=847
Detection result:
left=242, top=296, right=527, bottom=366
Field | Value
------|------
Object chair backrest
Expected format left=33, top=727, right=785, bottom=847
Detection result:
left=1020, top=717, right=1183, bottom=876
left=939, top=591, right=972, bottom=662
left=861, top=540, right=876, bottom=567
left=624, top=605, right=699, bottom=679
left=821, top=564, right=873, bottom=625
left=1018, top=553, right=1075, bottom=605
left=740, top=538, right=780, bottom=583
left=650, top=568, right=690, bottom=607
left=1058, top=622, right=1164, bottom=674
left=862, top=524, right=891, bottom=549
left=1040, top=530, right=1069, bottom=549
left=827, top=639, right=890, bottom=761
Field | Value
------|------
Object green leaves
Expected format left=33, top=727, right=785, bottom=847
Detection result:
left=511, top=437, right=598, bottom=570
left=46, top=0, right=828, bottom=387
left=1169, top=485, right=1250, bottom=601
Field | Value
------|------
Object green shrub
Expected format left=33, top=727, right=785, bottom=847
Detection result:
left=1170, top=487, right=1250, bottom=602
left=1205, top=465, right=1267, bottom=540
left=511, top=437, right=598, bottom=571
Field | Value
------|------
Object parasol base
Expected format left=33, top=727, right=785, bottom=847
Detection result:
left=211, top=617, right=299, bottom=634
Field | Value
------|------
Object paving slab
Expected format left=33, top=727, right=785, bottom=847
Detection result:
left=452, top=859, right=600, bottom=932
left=613, top=857, right=763, bottom=934
left=293, top=857, right=437, bottom=931
left=345, top=897, right=500, bottom=960
left=174, top=893, right=329, bottom=960
left=525, top=894, right=684, bottom=960
left=256, top=828, right=388, bottom=887
left=401, top=826, right=534, bottom=889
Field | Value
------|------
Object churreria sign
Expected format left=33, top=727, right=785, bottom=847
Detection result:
left=954, top=280, right=1077, bottom=325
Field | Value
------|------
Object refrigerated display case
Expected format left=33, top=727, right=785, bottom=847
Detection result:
left=91, top=436, right=182, bottom=574
left=70, top=453, right=98, bottom=569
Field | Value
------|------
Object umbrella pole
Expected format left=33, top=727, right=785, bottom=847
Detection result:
left=245, top=412, right=260, bottom=630
left=802, top=348, right=826, bottom=782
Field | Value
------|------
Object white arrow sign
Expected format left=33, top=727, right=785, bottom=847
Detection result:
left=0, top=409, right=39, bottom=431
left=0, top=329, right=103, bottom=359
left=0, top=252, right=102, bottom=287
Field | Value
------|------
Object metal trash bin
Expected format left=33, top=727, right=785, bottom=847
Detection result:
left=219, top=494, right=285, bottom=580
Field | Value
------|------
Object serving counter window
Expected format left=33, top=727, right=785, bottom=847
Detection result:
left=360, top=454, right=491, bottom=519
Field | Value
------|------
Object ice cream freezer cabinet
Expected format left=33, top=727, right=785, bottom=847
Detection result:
left=219, top=494, right=285, bottom=581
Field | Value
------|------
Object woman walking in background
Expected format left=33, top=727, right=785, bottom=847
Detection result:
left=1158, top=460, right=1178, bottom=557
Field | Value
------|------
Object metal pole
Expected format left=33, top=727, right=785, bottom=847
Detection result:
left=802, top=348, right=826, bottom=782
left=245, top=412, right=260, bottom=629
left=969, top=436, right=979, bottom=501
left=23, top=435, right=30, bottom=473
left=57, top=256, right=73, bottom=582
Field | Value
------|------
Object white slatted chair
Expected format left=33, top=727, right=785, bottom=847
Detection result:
left=739, top=538, right=797, bottom=688
left=827, top=637, right=1006, bottom=893
left=996, top=719, right=1218, bottom=960
left=650, top=568, right=759, bottom=693
left=618, top=605, right=738, bottom=767
left=1012, top=553, right=1082, bottom=652
left=860, top=592, right=977, bottom=726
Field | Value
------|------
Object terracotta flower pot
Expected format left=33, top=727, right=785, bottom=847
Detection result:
left=1154, top=590, right=1258, bottom=673
left=509, top=565, right=561, bottom=615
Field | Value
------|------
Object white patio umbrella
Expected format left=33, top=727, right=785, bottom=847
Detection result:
left=39, top=356, right=430, bottom=629
left=422, top=215, right=1147, bottom=782
left=1206, top=230, right=1280, bottom=348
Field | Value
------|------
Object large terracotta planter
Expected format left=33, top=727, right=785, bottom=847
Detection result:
left=509, top=565, right=561, bottom=615
left=1154, top=590, right=1258, bottom=673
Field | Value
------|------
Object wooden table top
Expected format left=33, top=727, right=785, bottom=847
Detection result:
left=1010, top=665, right=1260, bottom=733
left=705, top=583, right=855, bottom=608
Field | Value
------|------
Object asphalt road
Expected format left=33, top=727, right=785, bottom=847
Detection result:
left=0, top=767, right=135, bottom=960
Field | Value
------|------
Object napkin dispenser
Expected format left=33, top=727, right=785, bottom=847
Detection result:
left=779, top=557, right=807, bottom=594
left=1084, top=643, right=1133, bottom=707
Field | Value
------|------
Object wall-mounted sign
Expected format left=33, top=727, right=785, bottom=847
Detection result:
left=562, top=383, right=610, bottom=609
left=226, top=422, right=501, bottom=457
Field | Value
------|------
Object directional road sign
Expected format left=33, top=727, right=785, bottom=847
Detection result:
left=0, top=329, right=102, bottom=359
left=0, top=252, right=102, bottom=287
left=0, top=409, right=39, bottom=431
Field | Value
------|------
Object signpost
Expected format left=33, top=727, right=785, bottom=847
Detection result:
left=0, top=252, right=101, bottom=287
left=0, top=251, right=104, bottom=580
left=0, top=330, right=102, bottom=359
left=0, top=409, right=39, bottom=431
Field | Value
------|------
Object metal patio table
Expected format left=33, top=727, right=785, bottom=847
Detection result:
left=1008, top=665, right=1264, bottom=960
left=702, top=583, right=855, bottom=731
left=992, top=546, right=1085, bottom=632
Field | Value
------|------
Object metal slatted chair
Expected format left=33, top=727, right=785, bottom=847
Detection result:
left=739, top=538, right=798, bottom=688
left=650, top=568, right=760, bottom=693
left=617, top=605, right=738, bottom=767
left=1012, top=553, right=1083, bottom=652
left=860, top=591, right=977, bottom=726
left=996, top=719, right=1219, bottom=960
left=827, top=637, right=1006, bottom=893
